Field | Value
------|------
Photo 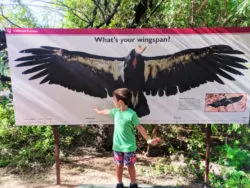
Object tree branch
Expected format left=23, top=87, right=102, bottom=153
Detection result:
left=104, top=0, right=111, bottom=13
left=0, top=6, right=21, bottom=28
left=29, top=0, right=91, bottom=25
left=93, top=0, right=106, bottom=23
left=56, top=1, right=90, bottom=24
left=141, top=0, right=164, bottom=27
left=95, top=0, right=121, bottom=28
left=190, top=0, right=195, bottom=27
left=87, top=6, right=98, bottom=28
left=222, top=14, right=234, bottom=26
left=127, top=0, right=150, bottom=28
left=197, top=0, right=208, bottom=14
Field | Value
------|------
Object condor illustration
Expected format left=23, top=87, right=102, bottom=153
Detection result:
left=15, top=45, right=248, bottom=117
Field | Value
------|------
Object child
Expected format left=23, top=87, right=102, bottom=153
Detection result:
left=95, top=88, right=161, bottom=188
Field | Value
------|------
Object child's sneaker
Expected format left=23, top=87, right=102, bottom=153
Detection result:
left=129, top=183, right=138, bottom=188
left=116, top=182, right=124, bottom=188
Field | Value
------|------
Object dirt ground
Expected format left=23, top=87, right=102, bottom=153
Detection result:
left=0, top=147, right=203, bottom=188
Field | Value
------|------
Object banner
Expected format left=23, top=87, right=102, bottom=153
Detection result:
left=5, top=27, right=250, bottom=125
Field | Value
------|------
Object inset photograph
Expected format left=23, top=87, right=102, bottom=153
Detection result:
left=205, top=93, right=247, bottom=112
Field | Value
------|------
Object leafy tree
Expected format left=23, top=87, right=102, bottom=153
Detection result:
left=0, top=0, right=37, bottom=28
left=1, top=0, right=249, bottom=29
left=0, top=2, right=249, bottom=185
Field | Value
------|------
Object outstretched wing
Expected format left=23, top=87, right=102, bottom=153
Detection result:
left=143, top=45, right=248, bottom=96
left=16, top=46, right=125, bottom=98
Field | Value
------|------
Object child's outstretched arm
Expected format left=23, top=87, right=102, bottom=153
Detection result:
left=136, top=125, right=161, bottom=145
left=94, top=107, right=111, bottom=115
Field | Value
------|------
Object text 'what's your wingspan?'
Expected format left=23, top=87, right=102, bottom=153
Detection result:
left=94, top=36, right=171, bottom=44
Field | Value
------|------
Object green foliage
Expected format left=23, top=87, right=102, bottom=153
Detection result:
left=209, top=133, right=250, bottom=187
left=210, top=169, right=250, bottom=188
left=1, top=0, right=246, bottom=29
left=58, top=125, right=90, bottom=151
left=223, top=169, right=250, bottom=188
left=210, top=163, right=250, bottom=188
left=0, top=48, right=11, bottom=92
left=0, top=50, right=8, bottom=76
left=0, top=99, right=93, bottom=172
left=0, top=102, right=54, bottom=171
left=185, top=125, right=205, bottom=181
left=187, top=125, right=205, bottom=153
left=0, top=1, right=38, bottom=28
left=211, top=124, right=250, bottom=152
left=217, top=145, right=250, bottom=171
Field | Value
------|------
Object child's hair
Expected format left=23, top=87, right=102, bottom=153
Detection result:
left=112, top=88, right=132, bottom=105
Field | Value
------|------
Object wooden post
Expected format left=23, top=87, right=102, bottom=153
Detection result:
left=204, top=124, right=211, bottom=187
left=52, top=125, right=60, bottom=185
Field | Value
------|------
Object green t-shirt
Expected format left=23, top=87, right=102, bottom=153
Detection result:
left=110, top=108, right=140, bottom=152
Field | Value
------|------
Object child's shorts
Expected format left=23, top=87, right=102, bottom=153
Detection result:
left=113, top=151, right=136, bottom=166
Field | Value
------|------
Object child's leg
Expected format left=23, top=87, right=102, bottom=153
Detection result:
left=124, top=152, right=137, bottom=183
left=127, top=164, right=136, bottom=183
left=116, top=163, right=124, bottom=183
left=114, top=151, right=125, bottom=183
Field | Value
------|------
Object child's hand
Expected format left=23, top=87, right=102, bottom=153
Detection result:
left=94, top=107, right=100, bottom=113
left=148, top=137, right=161, bottom=145
left=94, top=108, right=110, bottom=115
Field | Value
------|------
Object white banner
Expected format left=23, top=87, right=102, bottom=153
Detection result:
left=5, top=28, right=250, bottom=125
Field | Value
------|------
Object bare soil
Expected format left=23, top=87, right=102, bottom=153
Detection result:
left=0, top=147, right=203, bottom=188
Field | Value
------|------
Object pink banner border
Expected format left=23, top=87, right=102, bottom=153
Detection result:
left=5, top=27, right=250, bottom=35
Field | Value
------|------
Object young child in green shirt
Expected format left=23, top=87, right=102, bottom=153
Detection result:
left=95, top=88, right=161, bottom=188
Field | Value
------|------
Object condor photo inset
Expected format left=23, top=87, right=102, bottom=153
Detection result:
left=205, top=93, right=247, bottom=112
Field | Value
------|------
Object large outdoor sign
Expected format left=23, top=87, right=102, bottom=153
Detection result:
left=5, top=27, right=250, bottom=125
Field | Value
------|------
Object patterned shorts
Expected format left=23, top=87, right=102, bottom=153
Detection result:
left=113, top=151, right=136, bottom=166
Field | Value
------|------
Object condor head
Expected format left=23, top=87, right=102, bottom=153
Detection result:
left=124, top=45, right=147, bottom=69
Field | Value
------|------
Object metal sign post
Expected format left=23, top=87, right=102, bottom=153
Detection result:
left=204, top=124, right=211, bottom=187
left=52, top=125, right=60, bottom=185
